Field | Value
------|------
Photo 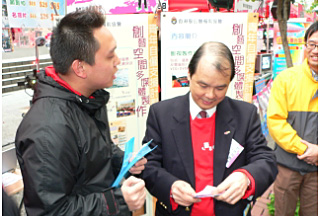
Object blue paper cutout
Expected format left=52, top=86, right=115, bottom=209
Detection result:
left=111, top=138, right=156, bottom=187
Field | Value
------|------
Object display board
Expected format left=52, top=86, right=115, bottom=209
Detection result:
left=105, top=15, right=159, bottom=216
left=6, top=0, right=65, bottom=28
left=273, top=22, right=308, bottom=78
left=252, top=79, right=273, bottom=137
left=105, top=14, right=159, bottom=151
left=160, top=12, right=259, bottom=103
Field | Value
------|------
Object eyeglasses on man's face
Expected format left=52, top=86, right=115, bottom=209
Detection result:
left=306, top=43, right=318, bottom=50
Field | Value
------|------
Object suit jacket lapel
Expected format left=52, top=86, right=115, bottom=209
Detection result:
left=171, top=93, right=195, bottom=188
left=214, top=98, right=235, bottom=185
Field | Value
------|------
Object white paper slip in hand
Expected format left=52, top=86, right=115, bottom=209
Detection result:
left=226, top=139, right=244, bottom=168
left=194, top=185, right=222, bottom=198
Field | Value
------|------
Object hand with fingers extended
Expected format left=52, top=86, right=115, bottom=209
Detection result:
left=121, top=176, right=146, bottom=211
left=171, top=180, right=201, bottom=207
left=215, top=172, right=249, bottom=205
left=297, top=139, right=318, bottom=166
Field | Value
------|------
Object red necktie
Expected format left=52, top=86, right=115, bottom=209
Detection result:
left=199, top=110, right=207, bottom=119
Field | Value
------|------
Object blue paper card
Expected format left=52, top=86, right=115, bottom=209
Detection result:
left=111, top=138, right=157, bottom=187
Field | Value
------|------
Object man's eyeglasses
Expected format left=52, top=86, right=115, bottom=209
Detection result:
left=306, top=43, right=318, bottom=50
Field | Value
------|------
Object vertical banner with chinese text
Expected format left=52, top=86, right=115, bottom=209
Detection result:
left=160, top=12, right=258, bottom=103
left=106, top=14, right=158, bottom=151
left=243, top=13, right=259, bottom=103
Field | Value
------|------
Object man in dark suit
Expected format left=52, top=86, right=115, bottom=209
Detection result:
left=141, top=41, right=278, bottom=215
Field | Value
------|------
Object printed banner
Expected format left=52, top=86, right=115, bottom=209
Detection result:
left=160, top=12, right=258, bottom=102
left=6, top=0, right=65, bottom=28
left=244, top=13, right=259, bottom=103
left=253, top=79, right=273, bottom=137
left=273, top=22, right=309, bottom=78
left=106, top=14, right=159, bottom=151
left=67, top=0, right=160, bottom=14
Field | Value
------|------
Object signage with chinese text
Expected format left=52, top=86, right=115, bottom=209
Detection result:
left=161, top=12, right=258, bottom=103
left=106, top=14, right=159, bottom=150
left=6, top=0, right=65, bottom=28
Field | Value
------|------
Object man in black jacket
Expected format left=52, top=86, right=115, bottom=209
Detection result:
left=15, top=10, right=146, bottom=216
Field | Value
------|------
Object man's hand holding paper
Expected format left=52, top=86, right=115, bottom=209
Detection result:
left=171, top=180, right=201, bottom=207
left=215, top=172, right=249, bottom=205
left=193, top=185, right=221, bottom=198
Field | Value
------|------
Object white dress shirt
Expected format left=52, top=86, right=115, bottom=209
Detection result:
left=189, top=93, right=216, bottom=120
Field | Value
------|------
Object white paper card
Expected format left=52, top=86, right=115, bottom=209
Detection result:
left=2, top=172, right=22, bottom=187
left=226, top=139, right=244, bottom=168
left=194, top=185, right=222, bottom=198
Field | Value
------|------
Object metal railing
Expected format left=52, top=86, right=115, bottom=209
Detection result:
left=2, top=56, right=52, bottom=93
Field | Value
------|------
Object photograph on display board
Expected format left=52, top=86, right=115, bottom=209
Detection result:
left=170, top=49, right=194, bottom=88
left=110, top=120, right=127, bottom=150
left=110, top=68, right=129, bottom=88
left=108, top=48, right=134, bottom=90
left=172, top=75, right=189, bottom=87
left=116, top=99, right=136, bottom=118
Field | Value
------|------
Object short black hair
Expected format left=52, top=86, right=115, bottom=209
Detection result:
left=304, top=21, right=318, bottom=43
left=50, top=10, right=106, bottom=74
left=188, top=42, right=235, bottom=81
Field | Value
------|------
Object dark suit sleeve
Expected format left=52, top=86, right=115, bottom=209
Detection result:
left=240, top=105, right=278, bottom=198
left=140, top=104, right=180, bottom=212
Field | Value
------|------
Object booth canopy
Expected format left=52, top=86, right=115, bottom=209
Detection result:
left=168, top=0, right=210, bottom=12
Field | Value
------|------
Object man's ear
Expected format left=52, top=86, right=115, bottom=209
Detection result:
left=187, top=71, right=191, bottom=81
left=71, top=60, right=87, bottom=79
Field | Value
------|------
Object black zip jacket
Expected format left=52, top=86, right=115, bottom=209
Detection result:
left=15, top=68, right=130, bottom=216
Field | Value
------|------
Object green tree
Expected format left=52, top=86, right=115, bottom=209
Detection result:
left=295, top=0, right=318, bottom=13
left=277, top=0, right=318, bottom=68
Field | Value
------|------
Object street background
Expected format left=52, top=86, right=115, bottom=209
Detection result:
left=2, top=47, right=50, bottom=146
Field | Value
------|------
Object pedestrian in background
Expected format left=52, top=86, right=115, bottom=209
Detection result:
left=267, top=21, right=318, bottom=216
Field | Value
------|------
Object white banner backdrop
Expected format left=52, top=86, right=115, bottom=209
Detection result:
left=106, top=14, right=159, bottom=151
left=160, top=12, right=258, bottom=103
